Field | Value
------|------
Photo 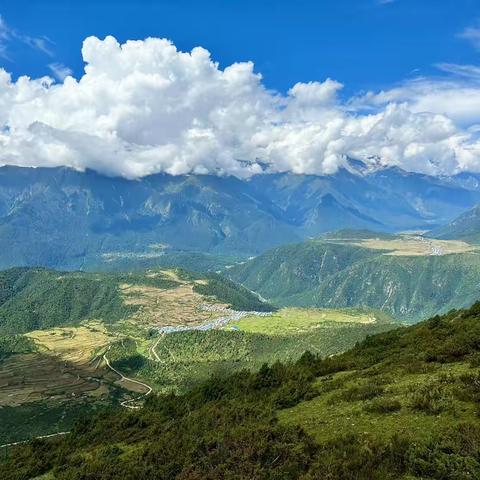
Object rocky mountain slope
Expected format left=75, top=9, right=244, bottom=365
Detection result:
left=2, top=163, right=480, bottom=269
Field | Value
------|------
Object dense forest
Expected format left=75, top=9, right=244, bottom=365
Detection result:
left=3, top=301, right=480, bottom=479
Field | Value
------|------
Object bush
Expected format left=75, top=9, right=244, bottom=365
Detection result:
left=410, top=385, right=451, bottom=415
left=333, top=381, right=385, bottom=403
left=364, top=398, right=402, bottom=414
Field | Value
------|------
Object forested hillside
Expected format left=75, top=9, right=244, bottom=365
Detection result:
left=229, top=235, right=480, bottom=322
left=430, top=204, right=480, bottom=243
left=3, top=301, right=480, bottom=479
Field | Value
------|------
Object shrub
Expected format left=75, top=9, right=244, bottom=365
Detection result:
left=410, top=385, right=450, bottom=415
left=334, top=381, right=385, bottom=403
left=455, top=372, right=480, bottom=405
left=364, top=398, right=402, bottom=414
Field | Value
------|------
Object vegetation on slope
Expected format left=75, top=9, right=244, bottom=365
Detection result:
left=0, top=334, right=34, bottom=360
left=229, top=239, right=379, bottom=301
left=229, top=237, right=480, bottom=322
left=430, top=203, right=480, bottom=243
left=110, top=319, right=392, bottom=393
left=0, top=267, right=272, bottom=335
left=192, top=273, right=274, bottom=312
left=4, top=302, right=480, bottom=479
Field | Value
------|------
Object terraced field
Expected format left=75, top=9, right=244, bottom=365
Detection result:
left=0, top=352, right=108, bottom=407
left=121, top=280, right=228, bottom=328
left=26, top=321, right=113, bottom=364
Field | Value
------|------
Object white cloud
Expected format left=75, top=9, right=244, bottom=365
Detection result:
left=435, top=63, right=480, bottom=80
left=459, top=25, right=480, bottom=50
left=0, top=15, right=54, bottom=59
left=352, top=74, right=480, bottom=126
left=48, top=62, right=73, bottom=81
left=1, top=35, right=480, bottom=178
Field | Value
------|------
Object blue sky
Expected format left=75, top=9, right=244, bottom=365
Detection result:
left=1, top=0, right=480, bottom=178
left=1, top=0, right=479, bottom=95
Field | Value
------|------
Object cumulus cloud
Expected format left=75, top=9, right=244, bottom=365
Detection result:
left=1, top=35, right=480, bottom=178
left=353, top=76, right=480, bottom=127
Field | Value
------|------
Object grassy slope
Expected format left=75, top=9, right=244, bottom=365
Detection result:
left=3, top=302, right=480, bottom=479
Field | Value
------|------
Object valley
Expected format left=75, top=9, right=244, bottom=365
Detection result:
left=2, top=164, right=480, bottom=271
left=0, top=267, right=395, bottom=444
left=3, top=299, right=480, bottom=479
left=2, top=3, right=479, bottom=476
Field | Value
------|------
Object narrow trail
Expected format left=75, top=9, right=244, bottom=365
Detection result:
left=103, top=347, right=153, bottom=409
left=149, top=333, right=164, bottom=362
left=0, top=431, right=69, bottom=449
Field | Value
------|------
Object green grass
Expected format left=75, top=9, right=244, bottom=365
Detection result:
left=231, top=307, right=392, bottom=335
left=4, top=302, right=480, bottom=479
left=278, top=361, right=477, bottom=444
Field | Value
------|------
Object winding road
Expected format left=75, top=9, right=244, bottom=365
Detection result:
left=103, top=347, right=153, bottom=409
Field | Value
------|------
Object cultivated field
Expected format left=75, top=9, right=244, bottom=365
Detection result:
left=332, top=235, right=478, bottom=256
left=0, top=322, right=148, bottom=408
left=120, top=281, right=229, bottom=328
left=0, top=352, right=113, bottom=407
left=229, top=307, right=390, bottom=335
left=26, top=321, right=113, bottom=365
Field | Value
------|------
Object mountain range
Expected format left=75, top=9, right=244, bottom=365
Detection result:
left=2, top=162, right=480, bottom=269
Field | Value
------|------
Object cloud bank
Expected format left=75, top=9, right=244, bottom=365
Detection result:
left=1, top=35, right=480, bottom=178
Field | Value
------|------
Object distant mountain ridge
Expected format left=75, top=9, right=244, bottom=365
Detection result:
left=1, top=162, right=480, bottom=269
left=429, top=203, right=480, bottom=243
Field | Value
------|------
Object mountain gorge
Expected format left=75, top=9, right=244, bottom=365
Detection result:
left=2, top=163, right=480, bottom=269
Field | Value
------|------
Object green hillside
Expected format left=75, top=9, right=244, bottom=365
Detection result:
left=4, top=302, right=480, bottom=479
left=107, top=313, right=393, bottom=394
left=229, top=236, right=480, bottom=322
left=228, top=239, right=379, bottom=301
left=0, top=267, right=272, bottom=335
